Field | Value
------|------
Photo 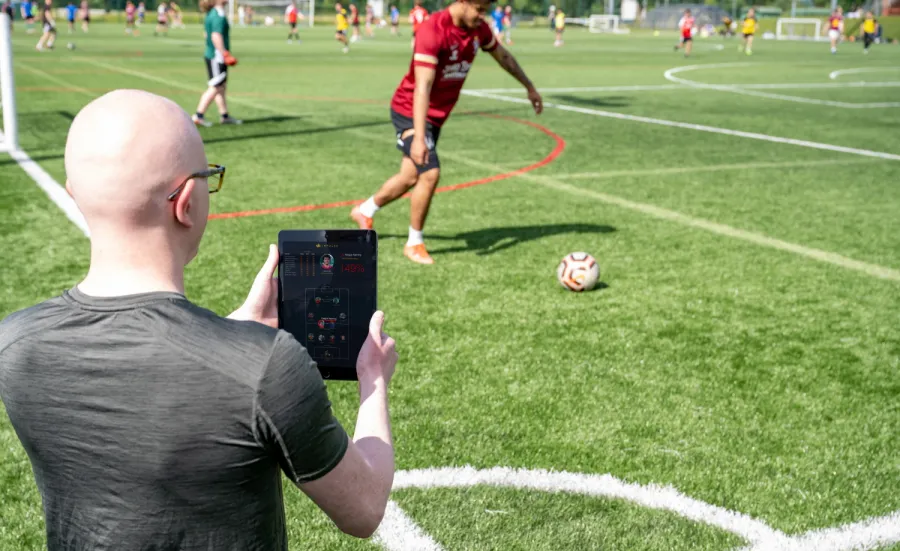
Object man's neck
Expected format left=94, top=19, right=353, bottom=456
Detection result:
left=448, top=2, right=465, bottom=27
left=78, top=237, right=186, bottom=297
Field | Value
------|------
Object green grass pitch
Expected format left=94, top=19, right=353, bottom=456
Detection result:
left=1, top=20, right=899, bottom=551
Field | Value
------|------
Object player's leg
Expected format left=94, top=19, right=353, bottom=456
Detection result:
left=46, top=25, right=55, bottom=47
left=745, top=34, right=753, bottom=54
left=684, top=37, right=692, bottom=56
left=36, top=27, right=48, bottom=49
left=405, top=166, right=440, bottom=264
left=194, top=60, right=223, bottom=127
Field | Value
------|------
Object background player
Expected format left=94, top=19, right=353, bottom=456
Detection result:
left=78, top=0, right=89, bottom=32
left=125, top=0, right=139, bottom=34
left=827, top=7, right=843, bottom=54
left=674, top=8, right=693, bottom=56
left=409, top=0, right=427, bottom=48
left=349, top=0, right=543, bottom=265
left=22, top=0, right=35, bottom=33
left=349, top=2, right=360, bottom=42
left=155, top=1, right=168, bottom=36
left=335, top=3, right=349, bottom=52
left=860, top=11, right=877, bottom=54
left=553, top=8, right=564, bottom=46
left=193, top=0, right=241, bottom=126
left=739, top=8, right=756, bottom=55
left=138, top=1, right=146, bottom=25
left=35, top=0, right=55, bottom=50
left=365, top=3, right=374, bottom=37
left=285, top=0, right=300, bottom=43
left=389, top=4, right=400, bottom=35
left=65, top=0, right=77, bottom=32
left=491, top=3, right=503, bottom=39
left=169, top=1, right=184, bottom=29
left=503, top=5, right=512, bottom=44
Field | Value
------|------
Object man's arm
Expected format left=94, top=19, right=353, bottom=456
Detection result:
left=409, top=64, right=436, bottom=166
left=211, top=31, right=226, bottom=55
left=489, top=43, right=543, bottom=114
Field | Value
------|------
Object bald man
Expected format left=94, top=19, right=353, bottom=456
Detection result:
left=0, top=90, right=398, bottom=550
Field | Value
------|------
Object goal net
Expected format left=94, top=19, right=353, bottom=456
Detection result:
left=229, top=0, right=314, bottom=27
left=775, top=18, right=825, bottom=41
left=588, top=14, right=630, bottom=34
left=0, top=12, right=17, bottom=153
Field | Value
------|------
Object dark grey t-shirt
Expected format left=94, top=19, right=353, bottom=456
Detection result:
left=0, top=288, right=349, bottom=551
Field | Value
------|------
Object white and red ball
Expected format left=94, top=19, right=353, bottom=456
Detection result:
left=557, top=252, right=600, bottom=292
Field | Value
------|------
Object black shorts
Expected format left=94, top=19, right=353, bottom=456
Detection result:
left=290, top=21, right=297, bottom=29
left=205, top=57, right=227, bottom=87
left=743, top=32, right=753, bottom=38
left=682, top=35, right=692, bottom=42
left=336, top=29, right=345, bottom=36
left=391, top=108, right=441, bottom=173
left=863, top=32, right=874, bottom=47
left=83, top=15, right=90, bottom=22
left=157, top=18, right=167, bottom=25
left=43, top=23, right=56, bottom=33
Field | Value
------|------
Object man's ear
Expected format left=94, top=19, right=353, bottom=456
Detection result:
left=65, top=180, right=74, bottom=198
left=173, top=179, right=196, bottom=228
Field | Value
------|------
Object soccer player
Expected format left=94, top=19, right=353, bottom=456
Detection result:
left=739, top=8, right=756, bottom=55
left=827, top=7, right=843, bottom=54
left=125, top=0, right=139, bottom=34
left=365, top=3, right=374, bottom=37
left=285, top=0, right=300, bottom=43
left=548, top=4, right=555, bottom=32
left=22, top=0, right=35, bottom=33
left=169, top=1, right=184, bottom=29
left=138, top=1, right=146, bottom=24
left=193, top=0, right=242, bottom=127
left=553, top=8, right=564, bottom=46
left=389, top=4, right=400, bottom=35
left=349, top=0, right=543, bottom=265
left=674, top=9, right=694, bottom=56
left=335, top=3, right=349, bottom=52
left=409, top=0, right=427, bottom=48
left=490, top=3, right=503, bottom=39
left=78, top=0, right=89, bottom=32
left=155, top=1, right=168, bottom=36
left=860, top=11, right=877, bottom=54
left=349, top=2, right=360, bottom=42
left=503, top=5, right=512, bottom=44
left=35, top=0, right=55, bottom=50
left=65, top=1, right=77, bottom=32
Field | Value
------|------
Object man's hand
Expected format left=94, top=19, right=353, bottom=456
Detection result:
left=229, top=244, right=279, bottom=328
left=223, top=50, right=238, bottom=66
left=409, top=135, right=429, bottom=167
left=527, top=87, right=543, bottom=115
left=356, top=311, right=398, bottom=385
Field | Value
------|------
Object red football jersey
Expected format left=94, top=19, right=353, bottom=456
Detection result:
left=680, top=15, right=694, bottom=36
left=391, top=10, right=498, bottom=127
left=829, top=15, right=842, bottom=29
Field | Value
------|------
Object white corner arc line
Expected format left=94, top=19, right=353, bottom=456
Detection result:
left=830, top=67, right=900, bottom=80
left=373, top=501, right=445, bottom=551
left=0, top=131, right=89, bottom=237
left=461, top=90, right=900, bottom=163
left=665, top=64, right=900, bottom=109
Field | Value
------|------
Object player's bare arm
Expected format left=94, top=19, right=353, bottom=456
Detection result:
left=411, top=64, right=436, bottom=166
left=489, top=44, right=542, bottom=114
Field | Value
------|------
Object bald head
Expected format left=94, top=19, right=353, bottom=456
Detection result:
left=66, top=90, right=207, bottom=226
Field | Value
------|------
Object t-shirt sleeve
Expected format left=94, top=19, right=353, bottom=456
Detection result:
left=254, top=331, right=349, bottom=484
left=412, top=20, right=441, bottom=68
left=478, top=21, right=498, bottom=52
left=209, top=14, right=226, bottom=34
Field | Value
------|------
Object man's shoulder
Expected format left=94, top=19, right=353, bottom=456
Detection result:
left=0, top=296, right=70, bottom=354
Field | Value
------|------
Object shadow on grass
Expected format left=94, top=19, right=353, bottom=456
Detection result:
left=380, top=223, right=616, bottom=256
left=550, top=95, right=631, bottom=108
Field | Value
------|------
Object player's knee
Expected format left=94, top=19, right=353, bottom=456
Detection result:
left=418, top=169, right=440, bottom=189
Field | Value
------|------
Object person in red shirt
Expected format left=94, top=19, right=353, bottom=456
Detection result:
left=284, top=0, right=300, bottom=43
left=350, top=0, right=543, bottom=265
left=349, top=2, right=360, bottom=43
left=827, top=7, right=843, bottom=54
left=409, top=0, right=428, bottom=48
left=673, top=9, right=694, bottom=57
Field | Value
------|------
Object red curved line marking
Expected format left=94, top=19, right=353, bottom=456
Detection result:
left=208, top=114, right=566, bottom=220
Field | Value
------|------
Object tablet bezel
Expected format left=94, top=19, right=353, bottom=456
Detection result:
left=277, top=229, right=378, bottom=381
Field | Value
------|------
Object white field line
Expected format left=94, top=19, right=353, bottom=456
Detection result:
left=830, top=67, right=900, bottom=80
left=469, top=81, right=900, bottom=94
left=555, top=158, right=876, bottom=180
left=442, top=146, right=900, bottom=282
left=462, top=90, right=900, bottom=162
left=18, top=63, right=97, bottom=96
left=387, top=467, right=900, bottom=551
left=373, top=501, right=445, bottom=551
left=664, top=63, right=900, bottom=109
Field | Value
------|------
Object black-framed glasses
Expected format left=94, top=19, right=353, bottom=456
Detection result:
left=167, top=164, right=226, bottom=201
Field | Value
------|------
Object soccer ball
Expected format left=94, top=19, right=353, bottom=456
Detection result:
left=557, top=252, right=600, bottom=292
left=67, top=42, right=76, bottom=50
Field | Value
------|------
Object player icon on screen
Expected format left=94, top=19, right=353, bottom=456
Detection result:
left=321, top=254, right=334, bottom=271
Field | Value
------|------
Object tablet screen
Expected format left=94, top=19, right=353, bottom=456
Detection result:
left=278, top=230, right=377, bottom=379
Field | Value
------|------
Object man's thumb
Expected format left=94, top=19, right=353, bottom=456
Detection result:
left=369, top=310, right=385, bottom=339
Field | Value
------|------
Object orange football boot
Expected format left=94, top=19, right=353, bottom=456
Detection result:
left=403, top=243, right=434, bottom=265
left=349, top=205, right=373, bottom=230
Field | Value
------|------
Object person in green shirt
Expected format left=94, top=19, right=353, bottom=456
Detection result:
left=193, top=0, right=241, bottom=126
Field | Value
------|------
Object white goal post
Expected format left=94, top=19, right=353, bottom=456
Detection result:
left=588, top=14, right=630, bottom=34
left=775, top=17, right=826, bottom=41
left=0, top=12, right=17, bottom=153
left=229, top=0, right=314, bottom=27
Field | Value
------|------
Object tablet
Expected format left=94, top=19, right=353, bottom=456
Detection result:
left=278, top=230, right=377, bottom=380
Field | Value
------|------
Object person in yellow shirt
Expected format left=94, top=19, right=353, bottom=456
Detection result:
left=554, top=9, right=565, bottom=47
left=860, top=11, right=878, bottom=54
left=739, top=8, right=756, bottom=55
left=335, top=2, right=350, bottom=53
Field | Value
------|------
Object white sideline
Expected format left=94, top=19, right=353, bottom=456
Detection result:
left=555, top=158, right=876, bottom=180
left=829, top=67, right=900, bottom=80
left=376, top=467, right=900, bottom=551
left=469, top=81, right=900, bottom=94
left=462, top=90, right=900, bottom=162
left=0, top=131, right=89, bottom=237
left=664, top=64, right=900, bottom=109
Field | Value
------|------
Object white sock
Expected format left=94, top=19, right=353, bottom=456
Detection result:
left=406, top=227, right=424, bottom=247
left=358, top=197, right=379, bottom=218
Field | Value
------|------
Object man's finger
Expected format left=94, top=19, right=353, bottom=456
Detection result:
left=369, top=310, right=385, bottom=341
